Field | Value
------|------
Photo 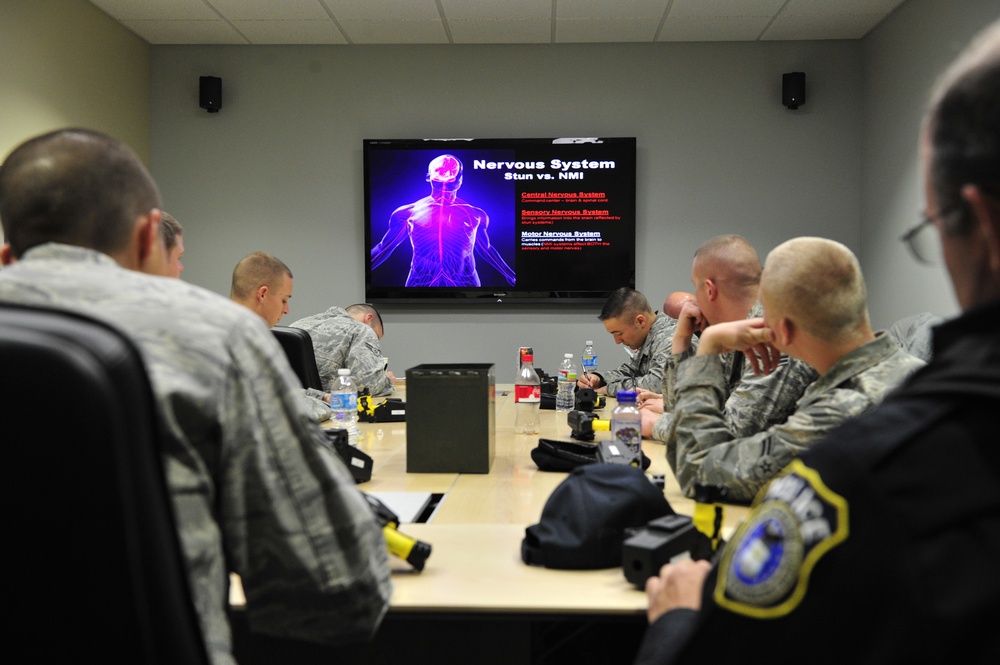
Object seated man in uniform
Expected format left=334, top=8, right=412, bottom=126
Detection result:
left=159, top=211, right=185, bottom=278
left=636, top=291, right=695, bottom=408
left=642, top=235, right=818, bottom=444
left=636, top=21, right=1000, bottom=662
left=230, top=251, right=331, bottom=422
left=577, top=287, right=675, bottom=396
left=290, top=303, right=395, bottom=396
left=664, top=236, right=924, bottom=502
left=0, top=128, right=391, bottom=665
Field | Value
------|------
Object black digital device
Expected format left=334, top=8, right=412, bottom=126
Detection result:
left=364, top=137, right=636, bottom=305
left=596, top=440, right=641, bottom=467
left=567, top=410, right=609, bottom=441
left=622, top=514, right=704, bottom=588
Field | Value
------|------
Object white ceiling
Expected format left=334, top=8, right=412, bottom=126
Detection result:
left=87, top=0, right=909, bottom=45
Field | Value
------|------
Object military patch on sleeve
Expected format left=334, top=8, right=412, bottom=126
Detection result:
left=713, top=459, right=848, bottom=618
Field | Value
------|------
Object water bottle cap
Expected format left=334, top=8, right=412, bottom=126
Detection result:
left=564, top=353, right=572, bottom=358
left=338, top=368, right=350, bottom=376
left=616, top=390, right=637, bottom=402
left=585, top=340, right=593, bottom=345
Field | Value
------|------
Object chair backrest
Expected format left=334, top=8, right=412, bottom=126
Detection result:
left=0, top=304, right=210, bottom=665
left=272, top=325, right=324, bottom=391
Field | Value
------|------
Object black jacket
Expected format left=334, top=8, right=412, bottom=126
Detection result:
left=635, top=299, right=1000, bottom=664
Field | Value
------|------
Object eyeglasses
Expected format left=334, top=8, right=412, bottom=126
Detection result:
left=900, top=203, right=960, bottom=265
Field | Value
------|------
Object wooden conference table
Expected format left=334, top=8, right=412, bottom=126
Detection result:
left=230, top=383, right=750, bottom=665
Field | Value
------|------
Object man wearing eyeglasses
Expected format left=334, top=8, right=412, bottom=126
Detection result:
left=290, top=303, right=396, bottom=396
left=635, top=20, right=1000, bottom=664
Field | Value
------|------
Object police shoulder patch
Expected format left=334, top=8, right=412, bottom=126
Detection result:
left=713, top=459, right=848, bottom=618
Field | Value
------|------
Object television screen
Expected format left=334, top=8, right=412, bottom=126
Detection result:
left=364, top=136, right=636, bottom=304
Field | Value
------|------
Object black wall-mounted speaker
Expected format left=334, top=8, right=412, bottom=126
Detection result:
left=199, top=76, right=222, bottom=113
left=782, top=72, right=805, bottom=110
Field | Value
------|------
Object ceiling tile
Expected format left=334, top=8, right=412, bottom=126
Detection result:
left=658, top=15, right=773, bottom=42
left=781, top=0, right=905, bottom=17
left=323, top=0, right=442, bottom=21
left=209, top=0, right=330, bottom=21
left=556, top=18, right=660, bottom=43
left=234, top=20, right=348, bottom=44
left=667, top=0, right=787, bottom=18
left=338, top=19, right=450, bottom=44
left=90, top=0, right=219, bottom=20
left=86, top=0, right=910, bottom=44
left=448, top=19, right=552, bottom=44
left=440, top=0, right=551, bottom=21
left=763, top=14, right=888, bottom=40
left=121, top=19, right=248, bottom=44
left=558, top=0, right=669, bottom=20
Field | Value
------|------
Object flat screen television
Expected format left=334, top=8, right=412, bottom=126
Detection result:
left=364, top=136, right=636, bottom=304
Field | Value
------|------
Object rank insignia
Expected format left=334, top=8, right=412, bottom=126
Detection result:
left=713, top=459, right=848, bottom=618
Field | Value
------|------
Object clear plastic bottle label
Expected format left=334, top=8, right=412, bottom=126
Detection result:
left=612, top=423, right=641, bottom=447
left=514, top=384, right=541, bottom=403
left=582, top=354, right=598, bottom=369
left=329, top=393, right=358, bottom=410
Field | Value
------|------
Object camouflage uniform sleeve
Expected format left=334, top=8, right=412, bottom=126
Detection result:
left=300, top=389, right=332, bottom=422
left=651, top=352, right=684, bottom=442
left=304, top=387, right=327, bottom=400
left=598, top=355, right=641, bottom=395
left=347, top=330, right=393, bottom=396
left=219, top=322, right=392, bottom=644
left=666, top=356, right=867, bottom=503
left=650, top=347, right=699, bottom=442
left=725, top=356, right=819, bottom=437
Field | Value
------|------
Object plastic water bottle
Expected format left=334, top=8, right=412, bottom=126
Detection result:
left=514, top=353, right=541, bottom=434
left=556, top=353, right=578, bottom=412
left=330, top=368, right=360, bottom=447
left=581, top=340, right=598, bottom=378
left=611, top=390, right=642, bottom=461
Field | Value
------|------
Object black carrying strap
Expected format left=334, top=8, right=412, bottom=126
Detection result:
left=728, top=350, right=745, bottom=387
left=530, top=439, right=599, bottom=471
left=531, top=438, right=651, bottom=471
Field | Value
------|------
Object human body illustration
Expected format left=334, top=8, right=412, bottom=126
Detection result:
left=370, top=154, right=515, bottom=287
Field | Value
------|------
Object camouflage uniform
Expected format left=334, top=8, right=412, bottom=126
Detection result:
left=666, top=331, right=924, bottom=503
left=290, top=307, right=393, bottom=396
left=597, top=313, right=676, bottom=395
left=886, top=311, right=946, bottom=362
left=0, top=245, right=392, bottom=665
left=652, top=303, right=818, bottom=443
left=302, top=388, right=331, bottom=422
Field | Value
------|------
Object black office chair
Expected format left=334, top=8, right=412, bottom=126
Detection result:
left=272, top=325, right=324, bottom=391
left=0, top=304, right=210, bottom=665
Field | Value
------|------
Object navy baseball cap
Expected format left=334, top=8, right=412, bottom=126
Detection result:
left=521, top=464, right=673, bottom=570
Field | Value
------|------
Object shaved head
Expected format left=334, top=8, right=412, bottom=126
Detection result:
left=692, top=235, right=762, bottom=301
left=663, top=291, right=695, bottom=319
left=0, top=128, right=161, bottom=258
left=762, top=237, right=870, bottom=343
left=230, top=251, right=292, bottom=300
left=691, top=235, right=762, bottom=324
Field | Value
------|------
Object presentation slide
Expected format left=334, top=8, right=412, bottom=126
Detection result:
left=365, top=138, right=635, bottom=299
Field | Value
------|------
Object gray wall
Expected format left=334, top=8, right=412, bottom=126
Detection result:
left=0, top=0, right=150, bottom=246
left=860, top=0, right=999, bottom=327
left=145, top=0, right=995, bottom=383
